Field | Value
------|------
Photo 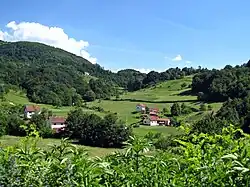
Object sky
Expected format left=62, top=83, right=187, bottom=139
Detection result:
left=0, top=0, right=250, bottom=73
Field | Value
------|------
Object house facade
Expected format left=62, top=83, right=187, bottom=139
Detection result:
left=49, top=117, right=66, bottom=133
left=143, top=116, right=159, bottom=126
left=157, top=118, right=171, bottom=126
left=143, top=116, right=171, bottom=126
left=136, top=104, right=146, bottom=112
left=24, top=105, right=41, bottom=119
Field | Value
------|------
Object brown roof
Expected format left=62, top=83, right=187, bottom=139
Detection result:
left=150, top=116, right=159, bottom=121
left=25, top=105, right=40, bottom=112
left=157, top=118, right=170, bottom=121
left=50, top=117, right=66, bottom=124
left=150, top=108, right=159, bottom=112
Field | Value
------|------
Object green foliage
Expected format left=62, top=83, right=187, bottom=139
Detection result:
left=192, top=64, right=250, bottom=102
left=171, top=103, right=181, bottom=116
left=29, top=113, right=53, bottom=138
left=65, top=109, right=132, bottom=147
left=0, top=41, right=203, bottom=106
left=181, top=82, right=187, bottom=89
left=1, top=125, right=250, bottom=186
left=84, top=90, right=96, bottom=102
left=208, top=105, right=213, bottom=110
left=191, top=113, right=229, bottom=134
left=181, top=103, right=192, bottom=114
left=200, top=103, right=207, bottom=111
left=162, top=107, right=169, bottom=115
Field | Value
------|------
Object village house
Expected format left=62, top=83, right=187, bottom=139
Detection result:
left=143, top=115, right=159, bottom=126
left=149, top=108, right=159, bottom=113
left=143, top=115, right=171, bottom=126
left=24, top=105, right=41, bottom=119
left=136, top=103, right=146, bottom=112
left=49, top=117, right=66, bottom=133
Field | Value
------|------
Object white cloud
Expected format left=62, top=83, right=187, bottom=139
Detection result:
left=134, top=68, right=155, bottom=74
left=172, top=54, right=182, bottom=61
left=185, top=60, right=192, bottom=64
left=0, top=21, right=97, bottom=64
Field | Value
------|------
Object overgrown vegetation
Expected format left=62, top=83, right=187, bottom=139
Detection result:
left=1, top=124, right=250, bottom=186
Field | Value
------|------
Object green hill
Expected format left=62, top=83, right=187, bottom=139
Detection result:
left=3, top=76, right=222, bottom=137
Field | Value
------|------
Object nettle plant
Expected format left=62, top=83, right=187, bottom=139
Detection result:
left=0, top=124, right=250, bottom=186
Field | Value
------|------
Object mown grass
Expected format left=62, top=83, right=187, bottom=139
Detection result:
left=4, top=90, right=102, bottom=117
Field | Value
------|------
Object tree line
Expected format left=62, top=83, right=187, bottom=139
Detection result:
left=0, top=104, right=132, bottom=148
left=192, top=61, right=250, bottom=102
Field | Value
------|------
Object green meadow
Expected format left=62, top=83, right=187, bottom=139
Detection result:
left=1, top=76, right=223, bottom=156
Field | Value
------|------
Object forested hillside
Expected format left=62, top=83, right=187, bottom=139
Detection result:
left=0, top=40, right=202, bottom=106
left=192, top=62, right=250, bottom=102
left=190, top=61, right=250, bottom=134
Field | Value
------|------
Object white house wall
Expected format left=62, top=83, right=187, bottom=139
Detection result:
left=150, top=121, right=159, bottom=126
left=51, top=124, right=65, bottom=129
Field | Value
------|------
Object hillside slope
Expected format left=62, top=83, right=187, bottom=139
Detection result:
left=0, top=41, right=125, bottom=106
left=0, top=40, right=203, bottom=107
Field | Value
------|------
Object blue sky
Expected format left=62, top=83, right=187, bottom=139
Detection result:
left=0, top=0, right=250, bottom=73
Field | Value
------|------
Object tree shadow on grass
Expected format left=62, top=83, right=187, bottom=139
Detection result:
left=114, top=98, right=197, bottom=104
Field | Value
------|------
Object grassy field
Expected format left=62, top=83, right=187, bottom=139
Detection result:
left=2, top=76, right=223, bottom=154
left=0, top=135, right=118, bottom=157
left=4, top=90, right=102, bottom=117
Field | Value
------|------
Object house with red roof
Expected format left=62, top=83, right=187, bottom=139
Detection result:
left=136, top=103, right=146, bottom=112
left=49, top=117, right=66, bottom=133
left=24, top=105, right=41, bottom=119
left=143, top=115, right=159, bottom=126
left=149, top=108, right=159, bottom=113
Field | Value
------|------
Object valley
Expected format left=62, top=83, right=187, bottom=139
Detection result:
left=0, top=75, right=222, bottom=156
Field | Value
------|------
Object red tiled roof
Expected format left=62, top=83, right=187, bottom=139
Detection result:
left=150, top=108, right=159, bottom=112
left=25, top=105, right=40, bottom=112
left=50, top=117, right=66, bottom=124
left=150, top=116, right=159, bottom=121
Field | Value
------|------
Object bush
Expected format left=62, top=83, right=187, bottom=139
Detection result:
left=1, top=125, right=250, bottom=186
left=181, top=103, right=192, bottom=115
left=200, top=103, right=207, bottom=111
left=65, top=109, right=132, bottom=147
left=171, top=103, right=181, bottom=116
left=84, top=90, right=96, bottom=102
left=208, top=105, right=213, bottom=110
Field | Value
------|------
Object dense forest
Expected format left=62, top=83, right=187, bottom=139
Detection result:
left=191, top=62, right=250, bottom=102
left=0, top=40, right=202, bottom=105
left=190, top=61, right=250, bottom=134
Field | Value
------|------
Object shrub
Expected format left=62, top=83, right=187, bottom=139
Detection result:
left=65, top=109, right=132, bottom=147
left=200, top=103, right=207, bottom=111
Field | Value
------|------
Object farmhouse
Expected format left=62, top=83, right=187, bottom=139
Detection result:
left=24, top=105, right=41, bottom=119
left=49, top=117, right=66, bottom=133
left=136, top=103, right=146, bottom=112
left=149, top=108, right=159, bottom=113
left=143, top=116, right=159, bottom=126
left=142, top=115, right=171, bottom=126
